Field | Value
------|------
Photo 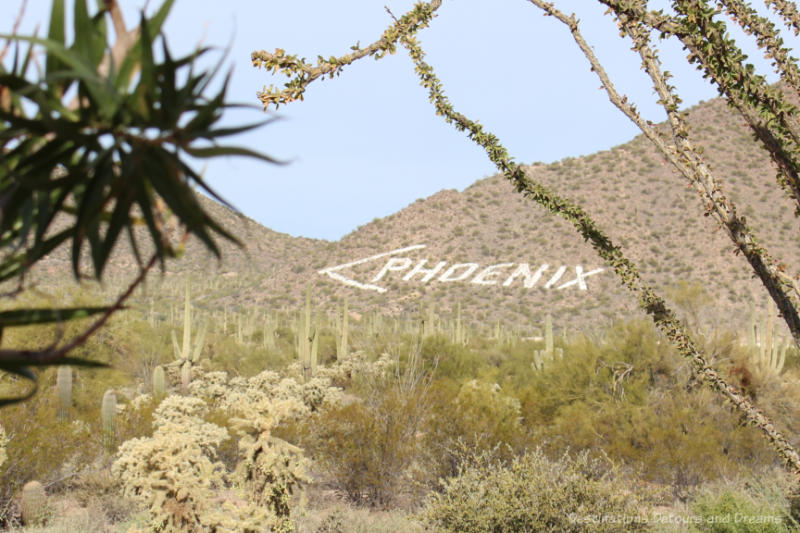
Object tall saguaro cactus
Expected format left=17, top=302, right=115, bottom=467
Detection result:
left=102, top=389, right=117, bottom=451
left=533, top=314, right=563, bottom=370
left=299, top=286, right=317, bottom=379
left=337, top=296, right=349, bottom=361
left=56, top=366, right=72, bottom=422
left=171, top=279, right=207, bottom=393
left=748, top=297, right=790, bottom=379
left=152, top=365, right=166, bottom=399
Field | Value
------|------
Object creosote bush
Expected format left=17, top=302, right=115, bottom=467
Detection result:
left=420, top=446, right=648, bottom=533
left=301, top=350, right=432, bottom=508
left=689, top=479, right=799, bottom=532
left=513, top=320, right=776, bottom=496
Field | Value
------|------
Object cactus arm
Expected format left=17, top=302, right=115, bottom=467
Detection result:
left=190, top=322, right=207, bottom=364
left=311, top=327, right=318, bottom=376
left=171, top=330, right=182, bottom=361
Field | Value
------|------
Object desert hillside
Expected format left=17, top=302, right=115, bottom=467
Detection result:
left=29, top=94, right=798, bottom=337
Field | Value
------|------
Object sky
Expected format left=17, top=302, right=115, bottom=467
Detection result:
left=3, top=1, right=798, bottom=241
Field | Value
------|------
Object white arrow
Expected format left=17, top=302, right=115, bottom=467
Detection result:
left=317, top=244, right=427, bottom=293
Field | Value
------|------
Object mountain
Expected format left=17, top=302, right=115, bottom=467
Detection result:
left=27, top=95, right=800, bottom=337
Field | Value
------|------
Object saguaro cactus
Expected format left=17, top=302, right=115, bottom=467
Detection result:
left=299, top=285, right=317, bottom=379
left=337, top=297, right=349, bottom=361
left=102, top=389, right=117, bottom=451
left=152, top=365, right=166, bottom=399
left=532, top=314, right=563, bottom=371
left=452, top=302, right=467, bottom=345
left=748, top=297, right=790, bottom=379
left=171, top=279, right=207, bottom=393
left=56, top=366, right=72, bottom=422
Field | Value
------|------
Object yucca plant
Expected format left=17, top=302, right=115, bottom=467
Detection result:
left=0, top=0, right=279, bottom=407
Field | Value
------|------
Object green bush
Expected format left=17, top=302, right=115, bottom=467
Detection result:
left=421, top=446, right=648, bottom=533
left=512, top=319, right=775, bottom=496
left=689, top=481, right=798, bottom=532
left=302, top=353, right=432, bottom=507
left=303, top=385, right=429, bottom=507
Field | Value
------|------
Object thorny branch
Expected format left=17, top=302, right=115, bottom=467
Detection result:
left=400, top=20, right=800, bottom=481
left=251, top=0, right=443, bottom=109
left=530, top=1, right=800, bottom=350
left=249, top=0, right=800, bottom=483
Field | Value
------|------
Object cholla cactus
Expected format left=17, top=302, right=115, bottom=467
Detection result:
left=115, top=367, right=329, bottom=532
left=229, top=397, right=310, bottom=532
left=113, top=396, right=232, bottom=532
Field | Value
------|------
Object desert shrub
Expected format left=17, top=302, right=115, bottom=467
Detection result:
left=420, top=336, right=483, bottom=381
left=303, top=352, right=432, bottom=507
left=305, top=388, right=428, bottom=507
left=420, top=446, right=648, bottom=532
left=688, top=480, right=798, bottom=532
left=0, top=386, right=103, bottom=525
left=66, top=468, right=141, bottom=525
left=422, top=377, right=526, bottom=483
left=512, top=319, right=776, bottom=495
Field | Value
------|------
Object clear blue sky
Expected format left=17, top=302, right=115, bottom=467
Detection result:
left=4, top=1, right=795, bottom=241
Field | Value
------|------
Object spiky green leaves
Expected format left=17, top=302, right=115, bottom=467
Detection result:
left=0, top=0, right=277, bottom=407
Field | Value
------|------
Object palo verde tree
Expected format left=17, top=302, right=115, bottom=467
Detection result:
left=252, top=0, right=800, bottom=491
left=0, top=0, right=277, bottom=405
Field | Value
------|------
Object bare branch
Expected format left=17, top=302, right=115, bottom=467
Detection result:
left=400, top=0, right=800, bottom=483
left=0, top=0, right=28, bottom=64
left=98, top=0, right=141, bottom=79
left=552, top=1, right=800, bottom=348
left=600, top=0, right=800, bottom=216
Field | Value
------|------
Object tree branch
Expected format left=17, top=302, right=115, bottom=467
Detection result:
left=251, top=0, right=443, bottom=109
left=401, top=8, right=800, bottom=482
left=0, top=0, right=28, bottom=64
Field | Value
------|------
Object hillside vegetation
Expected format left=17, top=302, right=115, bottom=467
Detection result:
left=1, top=277, right=799, bottom=531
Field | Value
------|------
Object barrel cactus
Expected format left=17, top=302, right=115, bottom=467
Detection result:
left=20, top=480, right=48, bottom=526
